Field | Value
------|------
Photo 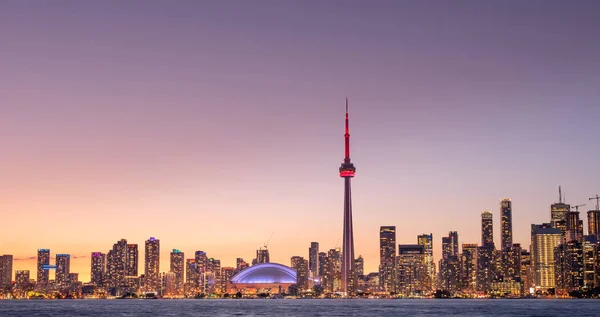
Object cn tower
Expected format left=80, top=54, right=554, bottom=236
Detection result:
left=339, top=98, right=357, bottom=295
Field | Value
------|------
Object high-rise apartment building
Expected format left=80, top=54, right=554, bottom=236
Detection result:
left=476, top=245, right=495, bottom=293
left=55, top=254, right=70, bottom=288
left=170, top=249, right=184, bottom=295
left=0, top=255, right=13, bottom=288
left=500, top=199, right=513, bottom=250
left=442, top=231, right=459, bottom=259
left=144, top=237, right=160, bottom=292
left=15, top=270, right=30, bottom=289
left=106, top=239, right=128, bottom=287
left=318, top=252, right=327, bottom=278
left=126, top=244, right=138, bottom=276
left=91, top=252, right=106, bottom=287
left=502, top=244, right=521, bottom=281
left=555, top=240, right=584, bottom=294
left=291, top=256, right=309, bottom=290
left=195, top=251, right=208, bottom=290
left=309, top=242, right=319, bottom=279
left=565, top=211, right=584, bottom=242
left=531, top=224, right=561, bottom=290
left=461, top=244, right=477, bottom=292
left=379, top=226, right=396, bottom=293
left=417, top=233, right=434, bottom=291
left=37, top=249, right=50, bottom=286
left=185, top=259, right=197, bottom=286
left=440, top=231, right=459, bottom=293
left=481, top=211, right=494, bottom=247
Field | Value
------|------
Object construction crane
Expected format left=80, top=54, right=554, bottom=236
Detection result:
left=571, top=204, right=586, bottom=212
left=589, top=194, right=600, bottom=210
left=263, top=232, right=274, bottom=250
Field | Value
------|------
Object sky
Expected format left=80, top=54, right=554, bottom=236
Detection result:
left=1, top=0, right=599, bottom=282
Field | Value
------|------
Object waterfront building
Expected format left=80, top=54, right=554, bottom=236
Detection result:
left=476, top=245, right=495, bottom=293
left=56, top=254, right=71, bottom=289
left=228, top=263, right=297, bottom=295
left=90, top=252, right=106, bottom=287
left=318, top=252, right=327, bottom=278
left=379, top=226, right=396, bottom=293
left=481, top=211, right=494, bottom=248
left=531, top=225, right=561, bottom=290
left=461, top=244, right=477, bottom=292
left=0, top=255, right=13, bottom=289
left=106, top=239, right=127, bottom=287
left=417, top=233, right=434, bottom=292
left=291, top=256, right=309, bottom=290
left=126, top=244, right=138, bottom=277
left=500, top=199, right=513, bottom=250
left=309, top=242, right=319, bottom=279
left=37, top=249, right=50, bottom=287
left=144, top=237, right=160, bottom=292
left=554, top=240, right=584, bottom=294
left=170, top=249, right=184, bottom=295
left=397, top=244, right=426, bottom=296
left=15, top=270, right=31, bottom=290
left=355, top=256, right=364, bottom=278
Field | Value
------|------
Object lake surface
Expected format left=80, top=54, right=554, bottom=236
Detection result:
left=0, top=299, right=598, bottom=316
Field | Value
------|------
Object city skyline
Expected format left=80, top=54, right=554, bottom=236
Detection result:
left=2, top=1, right=600, bottom=283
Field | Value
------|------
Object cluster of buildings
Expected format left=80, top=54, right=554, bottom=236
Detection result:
left=372, top=193, right=600, bottom=298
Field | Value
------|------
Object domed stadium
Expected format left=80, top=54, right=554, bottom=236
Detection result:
left=228, top=263, right=297, bottom=294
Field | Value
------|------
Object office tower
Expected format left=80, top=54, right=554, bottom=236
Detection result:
left=126, top=244, right=138, bottom=276
left=500, top=199, right=513, bottom=250
left=397, top=244, right=426, bottom=296
left=442, top=231, right=459, bottom=258
left=144, top=237, right=160, bottom=292
left=551, top=186, right=570, bottom=227
left=106, top=239, right=128, bottom=287
left=291, top=256, right=309, bottom=290
left=379, top=226, right=396, bottom=293
left=564, top=211, right=584, bottom=242
left=55, top=254, right=70, bottom=288
left=481, top=211, right=494, bottom=247
left=253, top=248, right=270, bottom=265
left=531, top=224, right=562, bottom=290
left=339, top=99, right=357, bottom=295
left=588, top=209, right=600, bottom=237
left=208, top=258, right=221, bottom=294
left=170, top=249, right=184, bottom=295
left=309, top=242, right=319, bottom=278
left=355, top=256, right=364, bottom=277
left=15, top=270, right=30, bottom=289
left=91, top=252, right=106, bottom=287
left=0, top=255, right=13, bottom=288
left=185, top=259, right=197, bottom=286
left=37, top=249, right=50, bottom=286
left=461, top=244, right=477, bottom=292
left=555, top=240, right=584, bottom=294
left=318, top=252, right=327, bottom=278
left=417, top=233, right=434, bottom=291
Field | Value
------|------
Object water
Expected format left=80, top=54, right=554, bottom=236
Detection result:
left=0, top=299, right=598, bottom=316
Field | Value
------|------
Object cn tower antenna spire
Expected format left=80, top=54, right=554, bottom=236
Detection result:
left=344, top=97, right=350, bottom=163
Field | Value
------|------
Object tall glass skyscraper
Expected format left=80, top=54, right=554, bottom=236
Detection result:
left=379, top=226, right=396, bottom=293
left=500, top=199, right=513, bottom=250
left=481, top=211, right=494, bottom=247
left=37, top=249, right=50, bottom=286
left=144, top=237, right=160, bottom=292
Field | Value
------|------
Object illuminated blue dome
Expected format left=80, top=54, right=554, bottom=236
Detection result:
left=230, top=263, right=297, bottom=284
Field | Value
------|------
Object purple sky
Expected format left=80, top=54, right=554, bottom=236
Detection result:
left=1, top=0, right=599, bottom=280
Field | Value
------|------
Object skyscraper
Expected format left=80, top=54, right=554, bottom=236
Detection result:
left=318, top=252, right=327, bottom=278
left=355, top=255, right=364, bottom=278
left=195, top=251, right=208, bottom=291
left=481, top=211, right=494, bottom=247
left=0, top=255, right=13, bottom=289
left=379, top=226, right=396, bottom=293
left=55, top=254, right=71, bottom=288
left=145, top=237, right=160, bottom=292
left=309, top=242, right=319, bottom=279
left=461, top=244, right=477, bottom=292
left=126, top=244, right=138, bottom=276
left=339, top=99, right=357, bottom=295
left=291, top=256, right=309, bottom=290
left=417, top=233, right=434, bottom=291
left=440, top=232, right=460, bottom=293
left=442, top=231, right=459, bottom=258
left=551, top=186, right=570, bottom=228
left=500, top=199, right=513, bottom=250
left=170, top=249, right=184, bottom=295
left=397, top=244, right=426, bottom=296
left=253, top=248, right=270, bottom=265
left=531, top=224, right=562, bottom=290
left=185, top=259, right=197, bottom=287
left=90, top=252, right=106, bottom=287
left=15, top=270, right=30, bottom=290
left=37, top=249, right=50, bottom=286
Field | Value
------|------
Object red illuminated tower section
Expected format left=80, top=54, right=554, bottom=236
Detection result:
left=339, top=98, right=356, bottom=295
